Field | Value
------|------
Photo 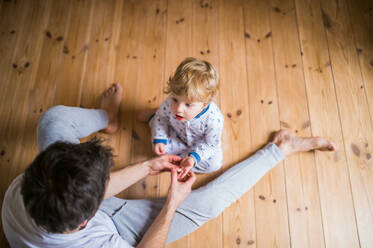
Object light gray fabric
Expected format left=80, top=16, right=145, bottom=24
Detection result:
left=3, top=105, right=284, bottom=247
left=2, top=106, right=132, bottom=248
left=2, top=176, right=132, bottom=248
left=37, top=105, right=108, bottom=151
left=100, top=142, right=284, bottom=246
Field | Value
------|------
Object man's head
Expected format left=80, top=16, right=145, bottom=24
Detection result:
left=21, top=138, right=114, bottom=233
left=165, top=57, right=219, bottom=121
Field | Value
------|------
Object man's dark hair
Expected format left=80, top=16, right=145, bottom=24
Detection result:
left=21, top=138, right=114, bottom=233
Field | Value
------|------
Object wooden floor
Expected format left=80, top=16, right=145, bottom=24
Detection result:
left=0, top=0, right=372, bottom=247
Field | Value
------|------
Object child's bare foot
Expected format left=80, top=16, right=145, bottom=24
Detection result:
left=101, top=83, right=123, bottom=134
left=137, top=108, right=158, bottom=123
left=272, top=129, right=336, bottom=157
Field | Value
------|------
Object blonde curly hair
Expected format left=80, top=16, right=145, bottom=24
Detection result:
left=165, top=57, right=219, bottom=103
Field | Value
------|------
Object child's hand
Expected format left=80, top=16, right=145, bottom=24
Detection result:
left=178, top=156, right=195, bottom=180
left=153, top=143, right=166, bottom=155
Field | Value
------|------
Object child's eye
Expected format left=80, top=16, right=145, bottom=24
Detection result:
left=172, top=98, right=178, bottom=103
left=186, top=103, right=192, bottom=107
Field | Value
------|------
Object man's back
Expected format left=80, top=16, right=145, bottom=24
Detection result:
left=2, top=175, right=131, bottom=248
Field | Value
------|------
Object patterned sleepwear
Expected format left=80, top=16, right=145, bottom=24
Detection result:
left=149, top=96, right=224, bottom=173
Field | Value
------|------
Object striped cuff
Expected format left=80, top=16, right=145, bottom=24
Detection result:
left=153, top=139, right=167, bottom=145
left=188, top=152, right=201, bottom=164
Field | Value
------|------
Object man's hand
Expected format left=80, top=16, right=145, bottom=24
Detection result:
left=167, top=167, right=196, bottom=209
left=104, top=154, right=181, bottom=199
left=145, top=154, right=182, bottom=176
left=177, top=156, right=195, bottom=181
left=137, top=166, right=195, bottom=248
left=153, top=143, right=166, bottom=155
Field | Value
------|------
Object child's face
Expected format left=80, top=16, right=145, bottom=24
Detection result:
left=170, top=94, right=207, bottom=121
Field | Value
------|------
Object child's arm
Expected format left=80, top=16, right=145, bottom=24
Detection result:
left=150, top=98, right=171, bottom=149
left=188, top=115, right=224, bottom=166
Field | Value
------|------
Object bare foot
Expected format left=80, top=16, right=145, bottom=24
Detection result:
left=272, top=129, right=336, bottom=157
left=137, top=108, right=158, bottom=123
left=101, top=83, right=123, bottom=134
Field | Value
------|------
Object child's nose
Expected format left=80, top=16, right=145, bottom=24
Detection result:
left=176, top=104, right=184, bottom=113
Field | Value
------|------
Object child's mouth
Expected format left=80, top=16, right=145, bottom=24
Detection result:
left=175, top=114, right=184, bottom=120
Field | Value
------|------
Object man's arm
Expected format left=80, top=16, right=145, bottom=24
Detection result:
left=104, top=154, right=182, bottom=199
left=137, top=168, right=196, bottom=248
left=104, top=161, right=149, bottom=199
left=137, top=198, right=176, bottom=247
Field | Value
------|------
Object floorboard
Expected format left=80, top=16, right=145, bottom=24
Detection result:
left=0, top=0, right=372, bottom=247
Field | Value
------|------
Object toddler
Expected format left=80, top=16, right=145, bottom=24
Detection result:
left=149, top=57, right=224, bottom=179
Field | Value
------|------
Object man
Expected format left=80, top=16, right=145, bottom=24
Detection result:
left=2, top=83, right=335, bottom=247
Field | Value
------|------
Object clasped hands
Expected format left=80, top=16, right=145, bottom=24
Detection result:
left=153, top=143, right=195, bottom=181
left=145, top=153, right=196, bottom=207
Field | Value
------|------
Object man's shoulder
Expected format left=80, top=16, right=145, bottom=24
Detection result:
left=3, top=174, right=24, bottom=206
left=2, top=174, right=35, bottom=247
left=2, top=176, right=133, bottom=248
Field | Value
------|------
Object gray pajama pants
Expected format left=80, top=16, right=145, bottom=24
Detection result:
left=38, top=105, right=284, bottom=246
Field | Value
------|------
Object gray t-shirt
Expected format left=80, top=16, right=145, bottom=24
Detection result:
left=2, top=175, right=133, bottom=248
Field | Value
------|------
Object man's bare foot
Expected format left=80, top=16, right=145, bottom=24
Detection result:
left=101, top=83, right=123, bottom=134
left=272, top=129, right=336, bottom=157
left=137, top=108, right=158, bottom=123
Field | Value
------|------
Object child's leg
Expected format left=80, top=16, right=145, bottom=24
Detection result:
left=159, top=128, right=223, bottom=173
left=192, top=149, right=223, bottom=173
left=164, top=128, right=190, bottom=155
left=37, top=106, right=108, bottom=151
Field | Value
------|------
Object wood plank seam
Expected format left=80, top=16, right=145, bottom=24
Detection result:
left=161, top=0, right=170, bottom=198
left=48, top=0, right=74, bottom=106
left=345, top=1, right=373, bottom=129
left=292, top=0, right=327, bottom=246
left=0, top=0, right=31, bottom=106
left=75, top=0, right=96, bottom=107
left=318, top=1, right=362, bottom=246
left=266, top=0, right=293, bottom=245
left=215, top=2, right=224, bottom=247
left=240, top=2, right=258, bottom=248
